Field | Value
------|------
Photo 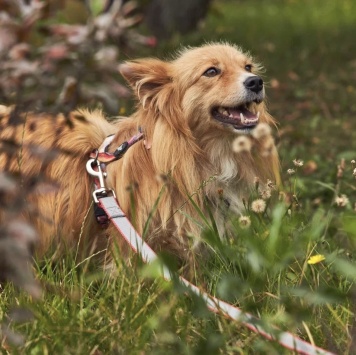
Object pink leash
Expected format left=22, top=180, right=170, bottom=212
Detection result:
left=86, top=136, right=335, bottom=355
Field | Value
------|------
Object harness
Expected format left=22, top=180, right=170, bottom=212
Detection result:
left=85, top=133, right=334, bottom=355
left=86, top=130, right=143, bottom=225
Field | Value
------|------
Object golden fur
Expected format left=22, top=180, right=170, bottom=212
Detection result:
left=0, top=43, right=280, bottom=267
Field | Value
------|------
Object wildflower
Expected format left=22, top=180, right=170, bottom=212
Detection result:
left=287, top=168, right=295, bottom=175
left=351, top=160, right=355, bottom=165
left=232, top=136, right=252, bottom=153
left=251, top=199, right=266, bottom=213
left=251, top=122, right=271, bottom=140
left=337, top=158, right=345, bottom=178
left=335, top=194, right=349, bottom=207
left=238, top=215, right=251, bottom=229
left=353, top=168, right=356, bottom=177
left=259, top=188, right=272, bottom=200
left=307, top=254, right=326, bottom=265
left=266, top=179, right=276, bottom=189
left=293, top=159, right=304, bottom=167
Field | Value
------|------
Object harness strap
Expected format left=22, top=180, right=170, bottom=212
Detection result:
left=89, top=131, right=144, bottom=164
left=88, top=130, right=144, bottom=225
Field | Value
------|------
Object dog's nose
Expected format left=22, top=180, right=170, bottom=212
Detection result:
left=244, top=76, right=263, bottom=93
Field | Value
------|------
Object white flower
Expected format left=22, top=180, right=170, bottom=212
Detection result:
left=266, top=179, right=276, bottom=189
left=293, top=159, right=304, bottom=167
left=232, top=136, right=252, bottom=153
left=251, top=199, right=266, bottom=213
left=251, top=123, right=272, bottom=140
left=335, top=194, right=349, bottom=207
left=259, top=188, right=272, bottom=200
left=287, top=169, right=295, bottom=175
left=238, top=215, right=251, bottom=229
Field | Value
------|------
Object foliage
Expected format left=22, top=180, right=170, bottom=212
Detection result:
left=1, top=0, right=356, bottom=353
left=0, top=0, right=156, bottom=114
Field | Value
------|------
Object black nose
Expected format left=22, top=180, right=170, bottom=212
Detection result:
left=244, top=76, right=263, bottom=93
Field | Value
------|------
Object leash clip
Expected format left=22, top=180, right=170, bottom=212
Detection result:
left=86, top=158, right=116, bottom=203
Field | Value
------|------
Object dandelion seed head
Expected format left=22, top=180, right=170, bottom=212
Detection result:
left=293, top=159, right=304, bottom=167
left=266, top=179, right=276, bottom=189
left=251, top=199, right=266, bottom=213
left=287, top=168, right=295, bottom=175
left=251, top=123, right=272, bottom=140
left=259, top=188, right=272, bottom=200
left=232, top=136, right=252, bottom=153
left=238, top=215, right=251, bottom=229
left=335, top=194, right=349, bottom=207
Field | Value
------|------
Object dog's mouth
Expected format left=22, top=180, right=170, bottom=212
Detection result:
left=212, top=101, right=260, bottom=132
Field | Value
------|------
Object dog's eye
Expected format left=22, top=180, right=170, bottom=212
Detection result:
left=203, top=67, right=220, bottom=77
left=245, top=64, right=252, bottom=72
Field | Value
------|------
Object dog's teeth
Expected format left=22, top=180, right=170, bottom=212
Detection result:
left=218, top=107, right=229, bottom=116
left=240, top=113, right=245, bottom=123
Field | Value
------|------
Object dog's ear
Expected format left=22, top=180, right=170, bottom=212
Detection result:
left=119, top=59, right=172, bottom=108
left=119, top=59, right=191, bottom=137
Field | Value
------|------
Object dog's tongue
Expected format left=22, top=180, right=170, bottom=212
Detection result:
left=227, top=106, right=256, bottom=119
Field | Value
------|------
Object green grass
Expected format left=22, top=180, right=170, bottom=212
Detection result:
left=2, top=0, right=356, bottom=353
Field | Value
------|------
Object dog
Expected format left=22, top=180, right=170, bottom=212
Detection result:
left=0, top=43, right=280, bottom=269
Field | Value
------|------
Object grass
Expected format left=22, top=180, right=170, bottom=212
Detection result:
left=2, top=0, right=356, bottom=353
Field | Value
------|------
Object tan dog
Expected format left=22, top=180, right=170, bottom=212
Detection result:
left=0, top=43, right=279, bottom=268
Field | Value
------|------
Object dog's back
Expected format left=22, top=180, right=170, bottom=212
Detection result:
left=0, top=107, right=117, bottom=256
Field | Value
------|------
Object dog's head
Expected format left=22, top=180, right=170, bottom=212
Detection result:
left=120, top=43, right=274, bottom=138
left=118, top=43, right=280, bottom=222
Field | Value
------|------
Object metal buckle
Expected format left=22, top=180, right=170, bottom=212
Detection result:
left=86, top=158, right=116, bottom=203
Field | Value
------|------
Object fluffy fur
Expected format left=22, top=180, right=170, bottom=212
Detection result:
left=0, top=43, right=280, bottom=268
